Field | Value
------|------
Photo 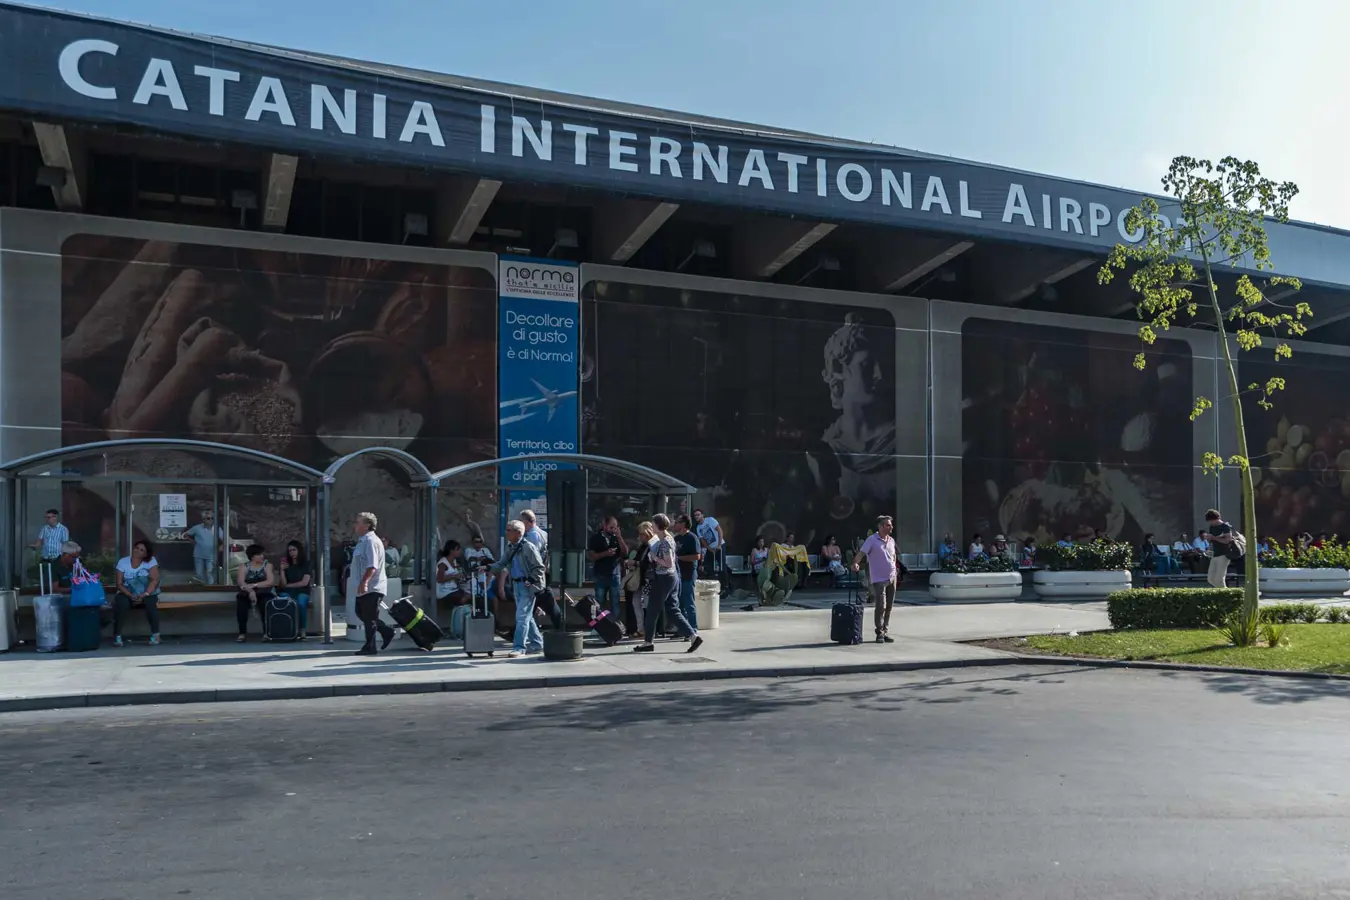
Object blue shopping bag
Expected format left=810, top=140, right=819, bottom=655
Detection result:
left=69, top=560, right=105, bottom=608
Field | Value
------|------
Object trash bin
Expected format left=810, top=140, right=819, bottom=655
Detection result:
left=0, top=589, right=17, bottom=652
left=64, top=605, right=103, bottom=652
left=34, top=593, right=66, bottom=653
left=694, top=580, right=721, bottom=630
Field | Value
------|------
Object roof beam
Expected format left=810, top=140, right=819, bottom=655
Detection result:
left=437, top=177, right=502, bottom=245
left=261, top=153, right=298, bottom=231
left=1004, top=257, right=1096, bottom=305
left=1304, top=305, right=1350, bottom=331
left=31, top=122, right=84, bottom=210
left=593, top=198, right=679, bottom=263
left=861, top=236, right=974, bottom=294
left=734, top=219, right=836, bottom=279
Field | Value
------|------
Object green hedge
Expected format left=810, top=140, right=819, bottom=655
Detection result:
left=1037, top=541, right=1134, bottom=572
left=1106, top=588, right=1243, bottom=629
left=1259, top=602, right=1337, bottom=624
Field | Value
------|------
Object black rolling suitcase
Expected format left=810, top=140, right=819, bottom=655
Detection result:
left=265, top=594, right=301, bottom=642
left=590, top=610, right=626, bottom=646
left=383, top=596, right=444, bottom=652
left=830, top=601, right=864, bottom=645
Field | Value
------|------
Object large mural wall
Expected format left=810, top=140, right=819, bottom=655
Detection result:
left=5, top=208, right=1348, bottom=566
left=578, top=269, right=929, bottom=552
left=0, top=210, right=501, bottom=583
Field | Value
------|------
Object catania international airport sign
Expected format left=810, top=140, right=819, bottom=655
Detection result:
left=0, top=2, right=1341, bottom=284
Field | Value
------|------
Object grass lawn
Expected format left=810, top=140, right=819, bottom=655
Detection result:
left=1024, top=624, right=1350, bottom=675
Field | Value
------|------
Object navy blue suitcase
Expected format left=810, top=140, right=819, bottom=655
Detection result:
left=830, top=602, right=864, bottom=645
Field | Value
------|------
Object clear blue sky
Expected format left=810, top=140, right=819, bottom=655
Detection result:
left=29, top=0, right=1350, bottom=229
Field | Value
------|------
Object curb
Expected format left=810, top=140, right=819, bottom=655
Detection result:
left=1003, top=652, right=1350, bottom=681
left=5, top=653, right=1345, bottom=714
left=0, top=655, right=1032, bottom=713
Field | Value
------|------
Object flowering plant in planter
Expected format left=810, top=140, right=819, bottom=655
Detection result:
left=1035, top=541, right=1133, bottom=572
left=940, top=554, right=1018, bottom=574
left=1262, top=539, right=1348, bottom=569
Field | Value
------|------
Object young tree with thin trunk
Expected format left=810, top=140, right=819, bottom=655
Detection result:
left=1098, top=156, right=1309, bottom=639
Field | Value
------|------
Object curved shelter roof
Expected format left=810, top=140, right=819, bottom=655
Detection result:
left=428, top=453, right=696, bottom=494
left=0, top=438, right=324, bottom=483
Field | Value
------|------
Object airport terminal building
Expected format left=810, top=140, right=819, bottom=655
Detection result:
left=2, top=1, right=1350, bottom=583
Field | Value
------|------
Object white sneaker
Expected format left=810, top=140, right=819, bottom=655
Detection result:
left=508, top=650, right=523, bottom=658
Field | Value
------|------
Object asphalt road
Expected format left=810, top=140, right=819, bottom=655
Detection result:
left=3, top=666, right=1349, bottom=900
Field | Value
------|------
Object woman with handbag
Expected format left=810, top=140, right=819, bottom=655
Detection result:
left=633, top=514, right=702, bottom=654
left=625, top=521, right=655, bottom=640
left=113, top=539, right=161, bottom=647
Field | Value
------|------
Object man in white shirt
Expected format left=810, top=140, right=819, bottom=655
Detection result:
left=519, top=509, right=560, bottom=629
left=351, top=511, right=394, bottom=656
left=463, top=534, right=496, bottom=597
left=30, top=509, right=69, bottom=562
left=184, top=510, right=223, bottom=584
left=693, top=508, right=725, bottom=579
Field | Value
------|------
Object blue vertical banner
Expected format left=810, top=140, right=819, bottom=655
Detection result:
left=498, top=257, right=581, bottom=511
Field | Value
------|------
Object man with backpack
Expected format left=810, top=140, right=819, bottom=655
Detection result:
left=1203, top=508, right=1244, bottom=588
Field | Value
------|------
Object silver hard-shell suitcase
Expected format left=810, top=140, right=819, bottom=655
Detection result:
left=463, top=571, right=495, bottom=657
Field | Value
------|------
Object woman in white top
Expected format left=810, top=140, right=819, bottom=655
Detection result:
left=968, top=533, right=986, bottom=560
left=633, top=513, right=702, bottom=654
left=822, top=535, right=846, bottom=579
left=113, top=539, right=161, bottom=647
left=435, top=539, right=465, bottom=604
left=749, top=536, right=769, bottom=575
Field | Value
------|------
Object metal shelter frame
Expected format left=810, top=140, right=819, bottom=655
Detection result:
left=426, top=452, right=698, bottom=583
left=2, top=442, right=698, bottom=645
left=317, top=447, right=435, bottom=643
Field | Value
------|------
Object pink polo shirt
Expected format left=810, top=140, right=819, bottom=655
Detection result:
left=860, top=533, right=897, bottom=585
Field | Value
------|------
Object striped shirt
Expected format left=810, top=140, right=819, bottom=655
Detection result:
left=38, top=523, right=68, bottom=559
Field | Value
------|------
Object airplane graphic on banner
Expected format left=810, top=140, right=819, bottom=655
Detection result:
left=499, top=379, right=578, bottom=426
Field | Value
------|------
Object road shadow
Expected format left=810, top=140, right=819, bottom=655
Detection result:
left=483, top=668, right=1081, bottom=733
left=279, top=656, right=474, bottom=676
left=1158, top=669, right=1350, bottom=705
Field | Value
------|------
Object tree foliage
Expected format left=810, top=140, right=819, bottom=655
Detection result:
left=1097, top=155, right=1307, bottom=637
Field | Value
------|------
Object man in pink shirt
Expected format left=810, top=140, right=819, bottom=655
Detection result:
left=852, top=515, right=897, bottom=644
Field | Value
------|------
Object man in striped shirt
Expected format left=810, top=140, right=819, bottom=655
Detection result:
left=30, top=509, right=68, bottom=562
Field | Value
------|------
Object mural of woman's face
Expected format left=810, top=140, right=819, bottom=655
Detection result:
left=840, top=348, right=883, bottom=406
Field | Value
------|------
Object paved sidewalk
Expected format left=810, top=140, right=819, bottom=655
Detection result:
left=0, top=600, right=1112, bottom=712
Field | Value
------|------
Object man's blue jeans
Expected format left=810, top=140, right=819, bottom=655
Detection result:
left=678, top=575, right=698, bottom=630
left=512, top=581, right=544, bottom=653
left=594, top=571, right=622, bottom=617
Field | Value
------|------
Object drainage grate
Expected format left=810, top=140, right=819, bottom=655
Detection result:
left=671, top=656, right=713, bottom=664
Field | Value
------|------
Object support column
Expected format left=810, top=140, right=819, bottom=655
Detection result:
left=317, top=480, right=332, bottom=644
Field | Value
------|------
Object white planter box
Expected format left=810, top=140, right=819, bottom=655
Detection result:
left=1258, top=567, right=1350, bottom=598
left=1032, top=570, right=1130, bottom=600
left=928, top=571, right=1023, bottom=603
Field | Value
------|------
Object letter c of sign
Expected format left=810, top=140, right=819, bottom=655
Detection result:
left=59, top=39, right=119, bottom=101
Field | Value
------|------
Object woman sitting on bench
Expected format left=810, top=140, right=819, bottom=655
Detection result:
left=235, top=544, right=276, bottom=643
left=278, top=540, right=312, bottom=639
left=113, top=539, right=161, bottom=647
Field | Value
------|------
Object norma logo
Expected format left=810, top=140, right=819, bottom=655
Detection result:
left=500, top=260, right=579, bottom=301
